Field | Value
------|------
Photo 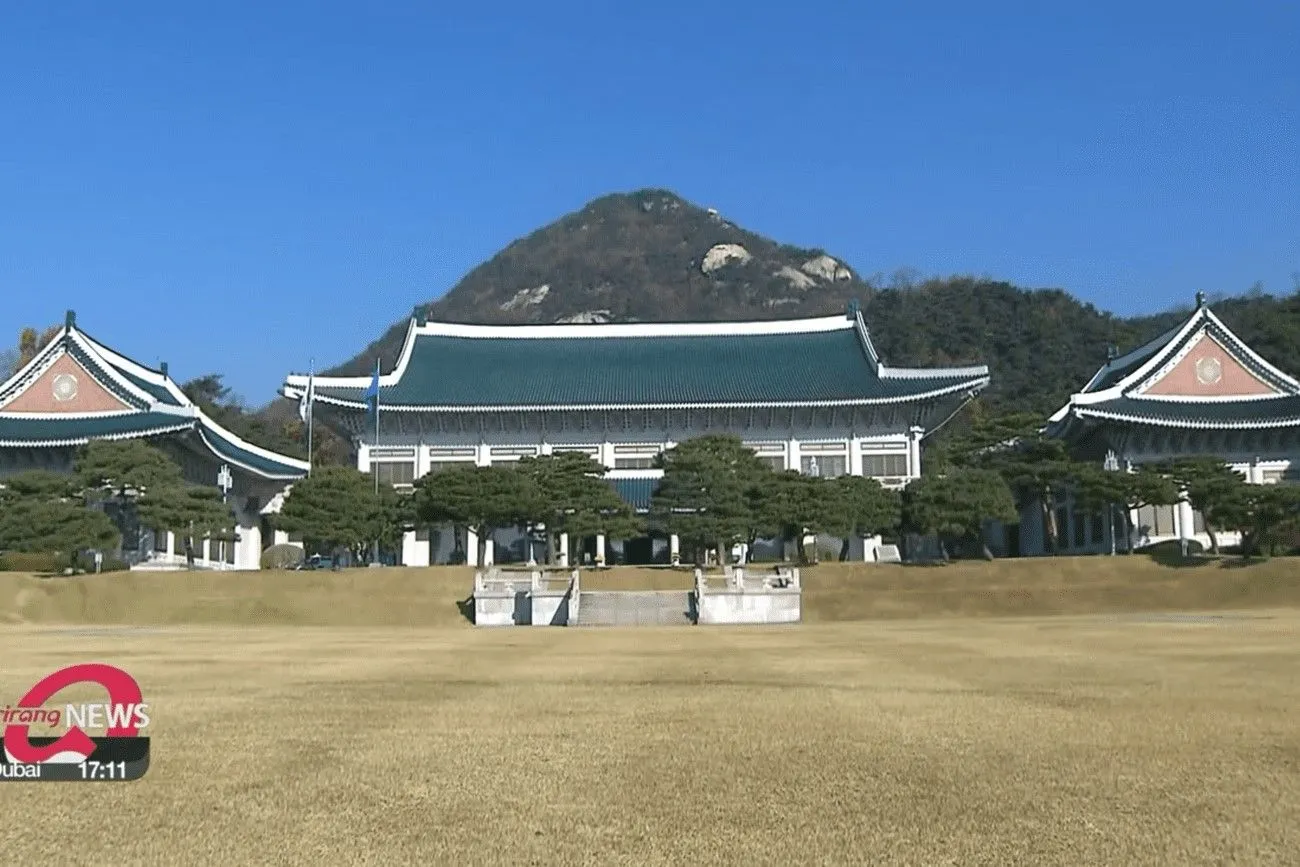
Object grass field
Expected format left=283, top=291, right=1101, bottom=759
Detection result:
left=2, top=558, right=1298, bottom=863
left=3, top=555, right=1299, bottom=627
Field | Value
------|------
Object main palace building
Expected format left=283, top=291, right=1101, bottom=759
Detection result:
left=282, top=304, right=992, bottom=566
left=6, top=294, right=1294, bottom=569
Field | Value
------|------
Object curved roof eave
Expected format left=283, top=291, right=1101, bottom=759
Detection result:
left=284, top=375, right=990, bottom=414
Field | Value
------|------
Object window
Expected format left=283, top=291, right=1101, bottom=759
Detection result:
left=226, top=536, right=237, bottom=564
left=801, top=455, right=847, bottom=478
left=863, top=454, right=908, bottom=479
left=1193, top=510, right=1206, bottom=533
left=1136, top=504, right=1177, bottom=537
left=373, top=461, right=415, bottom=486
left=490, top=446, right=537, bottom=458
left=1155, top=505, right=1176, bottom=536
left=1090, top=513, right=1105, bottom=544
left=1072, top=511, right=1086, bottom=548
left=614, top=456, right=656, bottom=469
left=758, top=455, right=785, bottom=471
left=1055, top=507, right=1070, bottom=548
left=425, top=460, right=470, bottom=476
left=154, top=529, right=168, bottom=552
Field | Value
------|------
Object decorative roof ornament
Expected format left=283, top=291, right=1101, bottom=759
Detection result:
left=413, top=305, right=428, bottom=326
left=846, top=298, right=860, bottom=319
left=1106, top=344, right=1118, bottom=361
left=160, top=362, right=168, bottom=380
left=65, top=309, right=76, bottom=329
left=1195, top=290, right=1207, bottom=309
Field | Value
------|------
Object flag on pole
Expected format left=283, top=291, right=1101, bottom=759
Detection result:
left=364, top=359, right=380, bottom=424
left=298, top=365, right=315, bottom=424
left=300, top=360, right=316, bottom=476
left=366, top=358, right=381, bottom=498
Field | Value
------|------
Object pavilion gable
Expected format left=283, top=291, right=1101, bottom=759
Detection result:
left=0, top=351, right=136, bottom=414
left=1047, top=293, right=1300, bottom=438
left=1135, top=331, right=1281, bottom=399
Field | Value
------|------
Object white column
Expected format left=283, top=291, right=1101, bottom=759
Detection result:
left=559, top=533, right=569, bottom=567
left=599, top=442, right=615, bottom=469
left=1178, top=499, right=1195, bottom=541
left=466, top=529, right=480, bottom=567
left=483, top=537, right=495, bottom=566
left=670, top=533, right=680, bottom=565
left=165, top=531, right=175, bottom=557
left=475, top=443, right=491, bottom=467
left=849, top=438, right=864, bottom=476
left=357, top=441, right=372, bottom=473
left=788, top=438, right=802, bottom=474
left=596, top=533, right=606, bottom=566
left=273, top=530, right=289, bottom=546
left=202, top=537, right=212, bottom=564
left=236, top=519, right=261, bottom=570
left=908, top=426, right=924, bottom=480
left=402, top=530, right=430, bottom=567
left=862, top=534, right=881, bottom=562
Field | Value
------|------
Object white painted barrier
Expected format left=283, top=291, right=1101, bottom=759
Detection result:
left=694, top=566, right=802, bottom=625
left=473, top=569, right=579, bottom=627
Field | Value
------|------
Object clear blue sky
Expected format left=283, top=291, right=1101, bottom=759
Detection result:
left=3, top=1, right=1297, bottom=405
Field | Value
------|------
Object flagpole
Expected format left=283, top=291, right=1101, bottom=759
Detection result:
left=373, top=357, right=380, bottom=496
left=371, top=357, right=381, bottom=566
left=306, top=358, right=314, bottom=477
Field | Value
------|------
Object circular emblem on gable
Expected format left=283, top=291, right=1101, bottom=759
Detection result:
left=51, top=373, right=79, bottom=402
left=1195, top=356, right=1223, bottom=385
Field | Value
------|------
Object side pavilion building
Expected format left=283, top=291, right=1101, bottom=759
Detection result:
left=282, top=304, right=990, bottom=566
left=1033, top=292, right=1300, bottom=555
left=0, top=311, right=310, bottom=569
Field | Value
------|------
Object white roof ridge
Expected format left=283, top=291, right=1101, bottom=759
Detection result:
left=411, top=314, right=855, bottom=340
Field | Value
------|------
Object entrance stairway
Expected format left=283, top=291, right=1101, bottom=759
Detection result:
left=575, top=591, right=695, bottom=626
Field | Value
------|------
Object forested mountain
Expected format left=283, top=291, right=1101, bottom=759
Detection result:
left=324, top=189, right=1300, bottom=415
left=8, top=189, right=1299, bottom=459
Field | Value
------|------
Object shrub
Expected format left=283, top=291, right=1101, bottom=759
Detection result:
left=261, top=543, right=305, bottom=570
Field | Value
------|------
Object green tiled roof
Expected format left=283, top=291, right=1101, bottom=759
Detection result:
left=197, top=420, right=308, bottom=479
left=0, top=412, right=195, bottom=446
left=313, top=329, right=984, bottom=408
left=1075, top=396, right=1300, bottom=429
left=75, top=329, right=185, bottom=406
left=1086, top=325, right=1182, bottom=392
left=113, top=367, right=183, bottom=406
left=608, top=477, right=658, bottom=513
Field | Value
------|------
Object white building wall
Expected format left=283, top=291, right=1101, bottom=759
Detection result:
left=356, top=409, right=934, bottom=566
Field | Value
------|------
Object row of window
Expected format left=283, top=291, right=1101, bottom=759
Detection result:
left=150, top=529, right=236, bottom=562
left=370, top=451, right=911, bottom=483
left=1053, top=504, right=1209, bottom=550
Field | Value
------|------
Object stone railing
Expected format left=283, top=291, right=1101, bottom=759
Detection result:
left=473, top=568, right=580, bottom=627
left=693, top=565, right=802, bottom=625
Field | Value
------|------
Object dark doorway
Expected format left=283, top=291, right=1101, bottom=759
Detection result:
left=622, top=536, right=655, bottom=565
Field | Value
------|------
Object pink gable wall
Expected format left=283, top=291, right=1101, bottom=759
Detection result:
left=1143, top=333, right=1279, bottom=398
left=2, top=353, right=134, bottom=413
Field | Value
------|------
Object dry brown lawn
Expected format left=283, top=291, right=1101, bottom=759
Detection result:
left=2, top=558, right=1298, bottom=864
left=3, top=555, right=1299, bottom=627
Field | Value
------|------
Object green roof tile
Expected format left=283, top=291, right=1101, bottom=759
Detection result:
left=0, top=412, right=195, bottom=446
left=608, top=477, right=658, bottom=512
left=1077, top=396, right=1300, bottom=428
left=314, top=330, right=982, bottom=408
left=197, top=420, right=307, bottom=478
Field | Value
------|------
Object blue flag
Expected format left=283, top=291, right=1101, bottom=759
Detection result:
left=364, top=359, right=380, bottom=423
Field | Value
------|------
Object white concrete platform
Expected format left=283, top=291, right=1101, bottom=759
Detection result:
left=694, top=566, right=802, bottom=625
